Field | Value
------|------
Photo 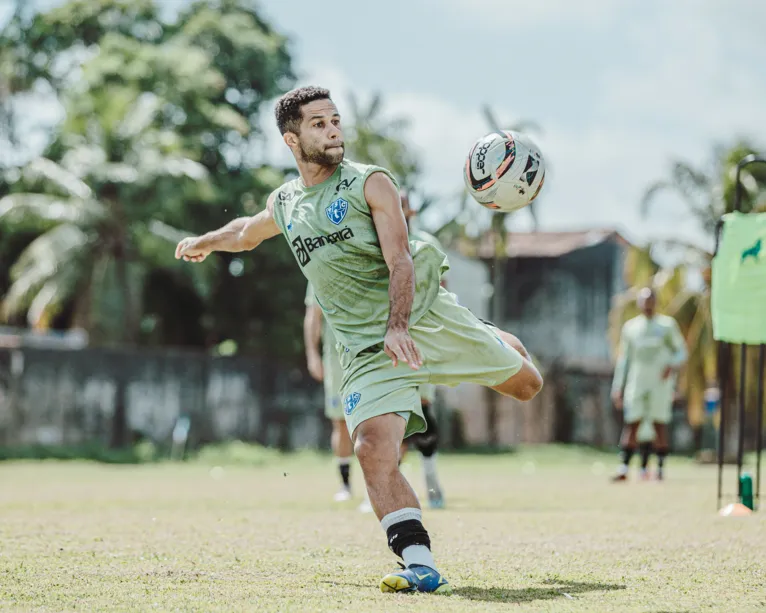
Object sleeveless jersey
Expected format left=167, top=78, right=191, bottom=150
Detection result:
left=272, top=160, right=448, bottom=359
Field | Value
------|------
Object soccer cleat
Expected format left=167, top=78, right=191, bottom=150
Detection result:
left=428, top=491, right=445, bottom=510
left=357, top=499, right=374, bottom=514
left=640, top=469, right=650, bottom=481
left=611, top=473, right=628, bottom=482
left=333, top=487, right=351, bottom=502
left=380, top=564, right=452, bottom=595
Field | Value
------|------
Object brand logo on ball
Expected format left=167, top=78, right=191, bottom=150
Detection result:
left=326, top=198, right=349, bottom=225
left=474, top=141, right=493, bottom=175
left=344, top=392, right=361, bottom=415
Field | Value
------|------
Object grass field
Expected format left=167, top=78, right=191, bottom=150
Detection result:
left=1, top=445, right=764, bottom=612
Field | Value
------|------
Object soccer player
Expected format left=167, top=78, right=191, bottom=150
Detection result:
left=611, top=287, right=687, bottom=482
left=175, top=86, right=543, bottom=595
left=304, top=281, right=353, bottom=501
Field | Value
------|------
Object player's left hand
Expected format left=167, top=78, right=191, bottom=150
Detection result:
left=661, top=365, right=674, bottom=380
left=384, top=327, right=423, bottom=370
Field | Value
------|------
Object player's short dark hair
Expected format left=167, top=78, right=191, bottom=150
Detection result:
left=274, top=86, right=332, bottom=135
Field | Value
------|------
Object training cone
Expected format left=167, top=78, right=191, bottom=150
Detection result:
left=718, top=503, right=753, bottom=517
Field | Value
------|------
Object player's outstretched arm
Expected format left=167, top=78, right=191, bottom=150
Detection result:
left=175, top=192, right=281, bottom=263
left=366, top=172, right=423, bottom=370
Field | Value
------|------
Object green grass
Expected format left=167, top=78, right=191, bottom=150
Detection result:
left=0, top=446, right=764, bottom=612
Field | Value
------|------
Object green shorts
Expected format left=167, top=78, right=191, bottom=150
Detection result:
left=323, top=344, right=344, bottom=420
left=339, top=288, right=524, bottom=438
left=624, top=384, right=674, bottom=425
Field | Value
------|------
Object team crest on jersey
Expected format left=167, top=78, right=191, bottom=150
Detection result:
left=326, top=198, right=348, bottom=225
left=344, top=392, right=361, bottom=415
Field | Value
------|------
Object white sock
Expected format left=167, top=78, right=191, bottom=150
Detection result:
left=380, top=508, right=437, bottom=571
left=402, top=545, right=436, bottom=570
left=422, top=455, right=442, bottom=495
left=617, top=463, right=629, bottom=476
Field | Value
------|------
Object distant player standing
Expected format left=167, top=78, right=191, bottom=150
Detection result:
left=304, top=281, right=353, bottom=501
left=611, top=288, right=687, bottom=481
left=175, top=86, right=543, bottom=594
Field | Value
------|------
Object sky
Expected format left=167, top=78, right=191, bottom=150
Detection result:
left=4, top=0, right=766, bottom=255
left=257, top=0, right=766, bottom=252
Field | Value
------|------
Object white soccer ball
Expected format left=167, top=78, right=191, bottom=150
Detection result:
left=463, top=130, right=546, bottom=213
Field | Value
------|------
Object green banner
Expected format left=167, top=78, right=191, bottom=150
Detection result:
left=711, top=212, right=766, bottom=344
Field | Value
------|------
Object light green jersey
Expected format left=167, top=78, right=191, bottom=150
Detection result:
left=611, top=313, right=687, bottom=401
left=273, top=160, right=448, bottom=359
left=304, top=281, right=336, bottom=353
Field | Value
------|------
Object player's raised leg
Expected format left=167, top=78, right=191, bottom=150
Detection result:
left=487, top=329, right=544, bottom=401
left=352, top=413, right=451, bottom=595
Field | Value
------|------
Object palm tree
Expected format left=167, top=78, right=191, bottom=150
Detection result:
left=343, top=92, right=420, bottom=190
left=0, top=91, right=211, bottom=343
left=642, top=142, right=766, bottom=235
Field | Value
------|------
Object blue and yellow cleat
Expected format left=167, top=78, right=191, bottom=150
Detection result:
left=379, top=564, right=452, bottom=595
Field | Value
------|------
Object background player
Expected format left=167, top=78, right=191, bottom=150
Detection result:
left=611, top=287, right=687, bottom=482
left=304, top=282, right=353, bottom=501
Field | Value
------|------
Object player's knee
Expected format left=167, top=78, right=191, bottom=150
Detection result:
left=497, top=363, right=543, bottom=401
left=353, top=424, right=400, bottom=474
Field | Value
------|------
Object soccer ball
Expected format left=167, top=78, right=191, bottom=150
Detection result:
left=463, top=130, right=546, bottom=212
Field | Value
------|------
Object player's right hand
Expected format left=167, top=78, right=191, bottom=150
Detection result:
left=611, top=390, right=623, bottom=410
left=175, top=237, right=211, bottom=263
left=307, top=353, right=324, bottom=382
left=384, top=326, right=423, bottom=370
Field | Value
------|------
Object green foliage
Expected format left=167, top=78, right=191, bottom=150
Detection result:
left=0, top=0, right=304, bottom=358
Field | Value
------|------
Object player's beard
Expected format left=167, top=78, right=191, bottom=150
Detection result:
left=299, top=141, right=344, bottom=166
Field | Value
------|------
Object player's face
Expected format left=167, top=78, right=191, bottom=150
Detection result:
left=639, top=292, right=656, bottom=316
left=295, top=99, right=344, bottom=166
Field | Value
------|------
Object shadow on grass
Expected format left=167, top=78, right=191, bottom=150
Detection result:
left=453, top=578, right=626, bottom=604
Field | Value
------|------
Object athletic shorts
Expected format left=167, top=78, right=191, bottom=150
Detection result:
left=324, top=347, right=435, bottom=419
left=624, top=385, right=674, bottom=425
left=339, top=287, right=524, bottom=438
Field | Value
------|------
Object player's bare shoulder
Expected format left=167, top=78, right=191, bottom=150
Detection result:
left=363, top=170, right=399, bottom=210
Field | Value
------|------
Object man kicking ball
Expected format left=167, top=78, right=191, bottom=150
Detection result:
left=175, top=86, right=542, bottom=595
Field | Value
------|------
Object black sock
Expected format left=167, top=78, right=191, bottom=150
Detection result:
left=338, top=459, right=350, bottom=488
left=639, top=443, right=652, bottom=470
left=621, top=447, right=635, bottom=467
left=657, top=450, right=667, bottom=473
